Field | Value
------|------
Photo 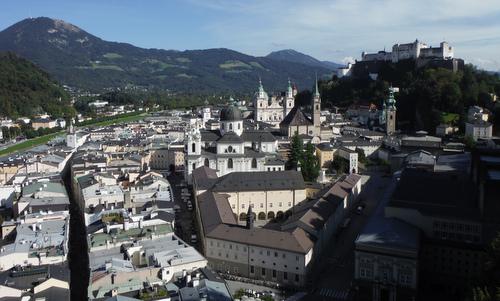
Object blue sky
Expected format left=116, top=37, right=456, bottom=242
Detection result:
left=1, top=0, right=500, bottom=70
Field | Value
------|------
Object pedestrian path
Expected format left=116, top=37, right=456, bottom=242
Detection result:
left=317, top=287, right=349, bottom=300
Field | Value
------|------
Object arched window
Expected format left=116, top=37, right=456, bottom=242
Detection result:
left=258, top=212, right=266, bottom=220
left=229, top=123, right=233, bottom=131
left=228, top=146, right=233, bottom=153
left=239, top=213, right=247, bottom=221
left=192, top=163, right=196, bottom=171
left=228, top=158, right=233, bottom=169
left=204, top=158, right=209, bottom=167
left=191, top=143, right=196, bottom=153
left=251, top=158, right=257, bottom=169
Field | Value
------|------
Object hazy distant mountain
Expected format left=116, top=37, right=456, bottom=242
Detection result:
left=0, top=17, right=333, bottom=93
left=266, top=49, right=341, bottom=70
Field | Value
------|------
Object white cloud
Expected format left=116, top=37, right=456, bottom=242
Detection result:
left=188, top=0, right=500, bottom=70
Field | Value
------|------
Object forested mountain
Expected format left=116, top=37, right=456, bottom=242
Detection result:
left=319, top=60, right=500, bottom=133
left=0, top=52, right=74, bottom=118
left=266, top=49, right=341, bottom=70
left=0, top=17, right=334, bottom=93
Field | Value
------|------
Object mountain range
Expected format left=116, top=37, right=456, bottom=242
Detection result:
left=0, top=17, right=340, bottom=93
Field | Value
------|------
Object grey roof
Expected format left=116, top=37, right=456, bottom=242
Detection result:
left=0, top=263, right=69, bottom=291
left=220, top=105, right=242, bottom=121
left=241, top=130, right=276, bottom=142
left=280, top=106, right=313, bottom=127
left=298, top=174, right=361, bottom=233
left=356, top=180, right=420, bottom=254
left=200, top=130, right=222, bottom=142
left=217, top=132, right=244, bottom=143
left=389, top=169, right=479, bottom=219
left=212, top=170, right=305, bottom=192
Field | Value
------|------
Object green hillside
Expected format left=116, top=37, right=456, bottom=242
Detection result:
left=0, top=52, right=75, bottom=118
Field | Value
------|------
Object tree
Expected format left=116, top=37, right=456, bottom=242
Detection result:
left=331, top=155, right=348, bottom=174
left=300, top=143, right=320, bottom=182
left=289, top=132, right=303, bottom=169
left=356, top=148, right=367, bottom=164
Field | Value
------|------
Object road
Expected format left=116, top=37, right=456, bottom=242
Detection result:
left=307, top=172, right=391, bottom=300
left=167, top=172, right=197, bottom=248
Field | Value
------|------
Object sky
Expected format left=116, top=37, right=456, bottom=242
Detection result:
left=1, top=0, right=500, bottom=71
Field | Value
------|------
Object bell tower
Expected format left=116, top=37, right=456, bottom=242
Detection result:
left=284, top=79, right=294, bottom=117
left=312, top=75, right=321, bottom=128
left=385, top=86, right=398, bottom=135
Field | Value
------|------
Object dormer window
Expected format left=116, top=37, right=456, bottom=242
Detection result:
left=228, top=146, right=233, bottom=153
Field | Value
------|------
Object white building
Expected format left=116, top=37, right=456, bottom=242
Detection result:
left=87, top=214, right=206, bottom=299
left=465, top=121, right=493, bottom=141
left=362, top=40, right=454, bottom=63
left=184, top=104, right=284, bottom=184
left=254, top=79, right=296, bottom=127
left=0, top=212, right=70, bottom=270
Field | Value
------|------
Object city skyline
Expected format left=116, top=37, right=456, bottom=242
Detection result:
left=1, top=0, right=499, bottom=71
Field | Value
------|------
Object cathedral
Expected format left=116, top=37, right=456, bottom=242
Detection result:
left=185, top=103, right=285, bottom=183
left=253, top=79, right=297, bottom=127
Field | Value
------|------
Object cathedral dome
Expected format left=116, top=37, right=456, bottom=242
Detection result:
left=220, top=105, right=242, bottom=121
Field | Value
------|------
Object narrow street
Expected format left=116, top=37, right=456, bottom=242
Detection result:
left=307, top=172, right=391, bottom=300
left=62, top=163, right=89, bottom=301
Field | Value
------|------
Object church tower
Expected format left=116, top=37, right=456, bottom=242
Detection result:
left=66, top=119, right=77, bottom=149
left=312, top=76, right=321, bottom=128
left=284, top=79, right=295, bottom=117
left=254, top=79, right=268, bottom=122
left=385, top=86, right=398, bottom=135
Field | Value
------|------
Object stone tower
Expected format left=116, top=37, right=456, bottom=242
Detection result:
left=284, top=79, right=295, bottom=117
left=385, top=87, right=398, bottom=135
left=312, top=75, right=321, bottom=128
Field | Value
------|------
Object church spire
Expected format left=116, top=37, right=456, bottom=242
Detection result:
left=314, top=73, right=320, bottom=97
left=246, top=205, right=254, bottom=229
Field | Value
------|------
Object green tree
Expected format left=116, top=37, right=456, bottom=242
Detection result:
left=289, top=132, right=303, bottom=169
left=331, top=155, right=348, bottom=174
left=300, top=143, right=320, bottom=182
left=356, top=148, right=367, bottom=164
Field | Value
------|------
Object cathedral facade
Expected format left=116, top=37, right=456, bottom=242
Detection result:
left=185, top=104, right=285, bottom=183
left=253, top=80, right=297, bottom=127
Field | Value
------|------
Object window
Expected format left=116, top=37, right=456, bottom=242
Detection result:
left=295, top=274, right=299, bottom=282
left=275, top=252, right=278, bottom=257
left=228, top=158, right=233, bottom=169
left=284, top=272, right=288, bottom=280
left=228, top=145, right=233, bottom=153
left=242, top=204, right=245, bottom=209
left=267, top=251, right=270, bottom=256
left=272, top=269, right=277, bottom=278
left=191, top=143, right=196, bottom=153
left=192, top=163, right=196, bottom=171
left=238, top=123, right=241, bottom=130
left=262, top=268, right=266, bottom=276
left=204, top=158, right=209, bottom=167
left=251, top=158, right=257, bottom=168
left=250, top=266, right=254, bottom=274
